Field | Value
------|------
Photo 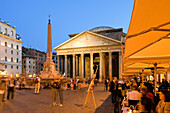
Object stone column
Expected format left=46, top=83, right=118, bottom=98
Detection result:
left=68, top=57, right=71, bottom=78
left=90, top=53, right=94, bottom=79
left=65, top=55, right=67, bottom=78
left=81, top=53, right=84, bottom=79
left=109, top=52, right=112, bottom=80
left=119, top=52, right=122, bottom=79
left=103, top=53, right=106, bottom=80
left=76, top=55, right=79, bottom=76
left=61, top=56, right=64, bottom=74
left=99, top=52, right=103, bottom=82
left=57, top=55, right=60, bottom=72
left=73, top=54, right=75, bottom=79
left=79, top=56, right=81, bottom=77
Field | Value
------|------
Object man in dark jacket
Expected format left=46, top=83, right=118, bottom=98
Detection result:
left=109, top=77, right=118, bottom=103
left=7, top=78, right=16, bottom=100
left=51, top=79, right=63, bottom=106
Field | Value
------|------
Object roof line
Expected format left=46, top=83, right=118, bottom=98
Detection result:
left=54, top=30, right=121, bottom=50
left=69, top=28, right=123, bottom=37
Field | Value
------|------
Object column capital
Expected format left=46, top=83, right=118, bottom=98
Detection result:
left=81, top=53, right=84, bottom=57
left=109, top=52, right=112, bottom=55
left=90, top=53, right=94, bottom=57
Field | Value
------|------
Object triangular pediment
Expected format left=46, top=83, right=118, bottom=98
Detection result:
left=54, top=30, right=121, bottom=50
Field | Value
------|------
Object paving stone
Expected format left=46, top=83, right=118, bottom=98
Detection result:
left=0, top=84, right=117, bottom=113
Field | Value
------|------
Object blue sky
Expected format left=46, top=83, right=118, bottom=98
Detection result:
left=1, top=0, right=134, bottom=52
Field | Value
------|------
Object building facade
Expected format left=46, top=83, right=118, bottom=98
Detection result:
left=22, top=55, right=36, bottom=78
left=0, top=20, right=23, bottom=78
left=52, top=52, right=57, bottom=70
left=54, top=26, right=126, bottom=81
left=22, top=47, right=46, bottom=75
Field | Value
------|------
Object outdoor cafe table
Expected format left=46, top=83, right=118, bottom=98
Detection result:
left=122, top=98, right=140, bottom=113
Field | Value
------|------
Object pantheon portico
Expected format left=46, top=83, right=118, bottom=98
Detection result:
left=54, top=27, right=126, bottom=82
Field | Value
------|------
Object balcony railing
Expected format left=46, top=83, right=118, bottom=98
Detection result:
left=0, top=32, right=21, bottom=41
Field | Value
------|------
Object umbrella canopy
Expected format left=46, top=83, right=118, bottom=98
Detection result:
left=124, top=0, right=170, bottom=60
left=124, top=62, right=170, bottom=75
left=123, top=0, right=170, bottom=96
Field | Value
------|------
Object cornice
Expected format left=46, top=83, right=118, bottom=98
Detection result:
left=0, top=22, right=16, bottom=30
left=0, top=34, right=23, bottom=43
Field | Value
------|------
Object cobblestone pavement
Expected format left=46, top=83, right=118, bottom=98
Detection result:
left=0, top=84, right=115, bottom=113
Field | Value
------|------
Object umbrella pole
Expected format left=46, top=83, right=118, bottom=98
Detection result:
left=165, top=72, right=167, bottom=81
left=142, top=70, right=144, bottom=86
left=154, top=63, right=157, bottom=96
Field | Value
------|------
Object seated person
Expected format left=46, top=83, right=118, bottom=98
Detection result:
left=127, top=85, right=142, bottom=106
left=156, top=91, right=170, bottom=113
left=139, top=95, right=153, bottom=113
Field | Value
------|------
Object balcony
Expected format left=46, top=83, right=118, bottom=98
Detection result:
left=4, top=33, right=10, bottom=36
left=0, top=60, right=22, bottom=65
left=0, top=32, right=22, bottom=41
left=16, top=36, right=22, bottom=40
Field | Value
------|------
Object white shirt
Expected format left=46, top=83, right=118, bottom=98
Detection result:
left=38, top=78, right=40, bottom=83
left=127, top=90, right=142, bottom=100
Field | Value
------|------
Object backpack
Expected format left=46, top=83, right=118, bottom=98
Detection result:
left=53, top=82, right=61, bottom=89
left=35, top=78, right=38, bottom=83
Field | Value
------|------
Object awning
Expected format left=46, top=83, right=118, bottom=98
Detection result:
left=123, top=0, right=170, bottom=96
left=124, top=0, right=170, bottom=59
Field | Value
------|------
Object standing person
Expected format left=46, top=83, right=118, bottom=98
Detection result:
left=18, top=77, right=22, bottom=90
left=51, top=79, right=63, bottom=106
left=22, top=76, right=26, bottom=88
left=73, top=80, right=76, bottom=90
left=78, top=80, right=81, bottom=90
left=104, top=79, right=108, bottom=91
left=107, top=79, right=110, bottom=91
left=109, top=77, right=118, bottom=103
left=0, top=80, right=6, bottom=102
left=34, top=77, right=40, bottom=94
left=7, top=77, right=15, bottom=100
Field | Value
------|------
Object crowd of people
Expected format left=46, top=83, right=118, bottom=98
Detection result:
left=105, top=77, right=170, bottom=113
left=0, top=76, right=27, bottom=102
left=0, top=76, right=88, bottom=107
left=1, top=75, right=170, bottom=112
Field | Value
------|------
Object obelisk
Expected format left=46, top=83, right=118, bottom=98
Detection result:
left=40, top=17, right=60, bottom=79
left=46, top=17, right=52, bottom=63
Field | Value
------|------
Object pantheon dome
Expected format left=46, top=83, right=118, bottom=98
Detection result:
left=90, top=26, right=114, bottom=32
left=69, top=26, right=125, bottom=41
left=90, top=26, right=123, bottom=41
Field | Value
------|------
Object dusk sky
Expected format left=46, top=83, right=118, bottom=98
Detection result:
left=1, top=0, right=134, bottom=52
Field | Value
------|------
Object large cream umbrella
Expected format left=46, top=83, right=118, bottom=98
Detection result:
left=124, top=62, right=169, bottom=81
left=125, top=0, right=170, bottom=59
left=124, top=0, right=170, bottom=96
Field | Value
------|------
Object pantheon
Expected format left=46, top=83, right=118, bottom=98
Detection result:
left=54, top=26, right=126, bottom=82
